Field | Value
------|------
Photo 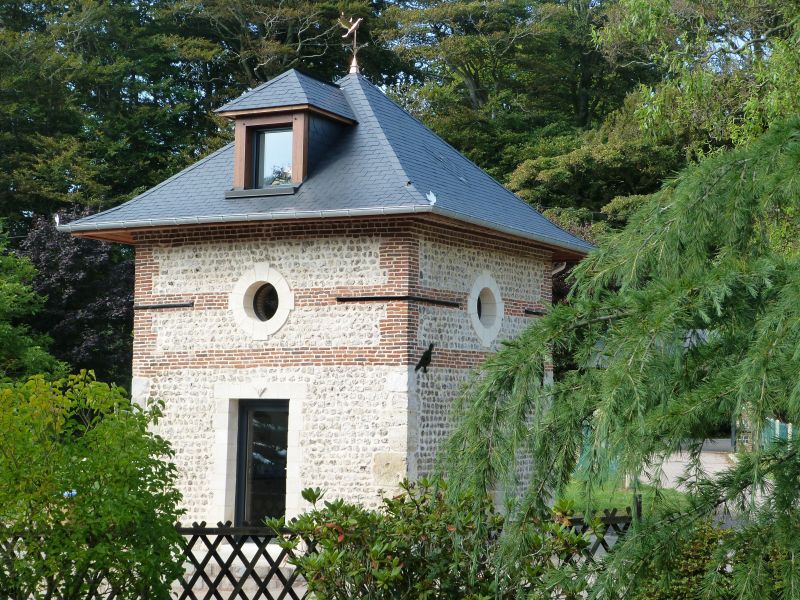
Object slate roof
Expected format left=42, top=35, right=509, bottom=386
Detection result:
left=60, top=71, right=593, bottom=256
left=215, top=69, right=356, bottom=122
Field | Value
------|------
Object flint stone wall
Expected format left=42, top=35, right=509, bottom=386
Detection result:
left=130, top=218, right=552, bottom=522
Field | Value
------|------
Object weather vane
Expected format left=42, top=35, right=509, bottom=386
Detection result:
left=338, top=14, right=364, bottom=74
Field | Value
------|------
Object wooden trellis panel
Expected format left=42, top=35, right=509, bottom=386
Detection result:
left=567, top=507, right=636, bottom=562
left=175, top=521, right=308, bottom=600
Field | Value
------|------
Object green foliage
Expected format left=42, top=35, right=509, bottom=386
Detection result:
left=598, top=0, right=800, bottom=151
left=0, top=1, right=216, bottom=220
left=0, top=231, right=62, bottom=378
left=442, top=119, right=800, bottom=597
left=0, top=371, right=184, bottom=599
left=541, top=207, right=607, bottom=246
left=272, top=478, right=595, bottom=599
left=385, top=1, right=659, bottom=186
left=558, top=480, right=688, bottom=514
left=509, top=98, right=685, bottom=211
left=631, top=522, right=735, bottom=600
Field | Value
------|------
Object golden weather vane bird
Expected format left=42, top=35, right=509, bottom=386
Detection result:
left=338, top=14, right=364, bottom=74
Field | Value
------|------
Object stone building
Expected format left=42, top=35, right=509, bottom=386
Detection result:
left=61, top=68, right=591, bottom=524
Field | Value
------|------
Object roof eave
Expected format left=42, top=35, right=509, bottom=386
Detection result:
left=58, top=204, right=593, bottom=256
left=215, top=104, right=356, bottom=125
left=57, top=205, right=437, bottom=243
left=429, top=206, right=593, bottom=258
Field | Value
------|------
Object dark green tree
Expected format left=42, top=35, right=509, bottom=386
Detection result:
left=20, top=212, right=133, bottom=387
left=385, top=0, right=659, bottom=183
left=0, top=0, right=231, bottom=234
left=443, top=118, right=800, bottom=597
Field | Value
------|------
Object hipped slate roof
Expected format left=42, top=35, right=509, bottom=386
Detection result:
left=60, top=70, right=593, bottom=256
left=215, top=69, right=356, bottom=121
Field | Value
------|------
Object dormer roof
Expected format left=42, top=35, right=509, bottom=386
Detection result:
left=215, top=69, right=356, bottom=122
left=60, top=70, right=593, bottom=257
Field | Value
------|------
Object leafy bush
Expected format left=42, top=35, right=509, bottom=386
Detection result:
left=0, top=372, right=184, bottom=599
left=271, top=479, right=595, bottom=599
left=631, top=522, right=732, bottom=599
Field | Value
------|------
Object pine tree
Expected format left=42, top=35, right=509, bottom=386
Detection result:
left=442, top=118, right=800, bottom=597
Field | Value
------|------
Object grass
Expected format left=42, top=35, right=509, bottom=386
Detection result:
left=558, top=479, right=689, bottom=515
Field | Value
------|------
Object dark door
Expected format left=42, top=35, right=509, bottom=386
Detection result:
left=235, top=400, right=289, bottom=525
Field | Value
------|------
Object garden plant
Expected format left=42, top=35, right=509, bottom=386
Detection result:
left=0, top=372, right=184, bottom=599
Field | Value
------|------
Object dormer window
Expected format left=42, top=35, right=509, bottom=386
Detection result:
left=226, top=113, right=308, bottom=195
left=217, top=71, right=357, bottom=198
left=253, top=128, right=293, bottom=188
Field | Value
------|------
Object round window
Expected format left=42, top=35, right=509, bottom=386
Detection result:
left=230, top=264, right=294, bottom=339
left=253, top=283, right=279, bottom=321
left=468, top=272, right=504, bottom=347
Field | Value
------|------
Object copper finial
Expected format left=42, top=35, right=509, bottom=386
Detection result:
left=339, top=14, right=364, bottom=74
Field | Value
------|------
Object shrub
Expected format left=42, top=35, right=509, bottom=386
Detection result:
left=0, top=372, right=184, bottom=599
left=631, top=522, right=732, bottom=599
left=271, top=479, right=594, bottom=599
left=631, top=520, right=787, bottom=599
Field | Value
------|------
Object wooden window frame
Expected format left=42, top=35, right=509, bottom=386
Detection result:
left=233, top=112, right=309, bottom=189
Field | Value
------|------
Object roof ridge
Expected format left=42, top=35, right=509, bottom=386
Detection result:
left=64, top=143, right=235, bottom=226
left=338, top=76, right=425, bottom=206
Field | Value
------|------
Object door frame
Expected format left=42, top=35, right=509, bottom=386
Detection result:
left=211, top=381, right=306, bottom=523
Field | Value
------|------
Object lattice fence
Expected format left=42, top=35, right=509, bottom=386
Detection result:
left=173, top=507, right=639, bottom=599
left=175, top=521, right=308, bottom=600
left=567, top=507, right=636, bottom=562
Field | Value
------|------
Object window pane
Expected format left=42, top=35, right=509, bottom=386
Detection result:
left=237, top=401, right=289, bottom=524
left=254, top=128, right=292, bottom=187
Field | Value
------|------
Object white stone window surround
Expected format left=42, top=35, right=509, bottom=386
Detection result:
left=230, top=263, right=294, bottom=340
left=211, top=381, right=306, bottom=522
left=467, top=271, right=504, bottom=347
